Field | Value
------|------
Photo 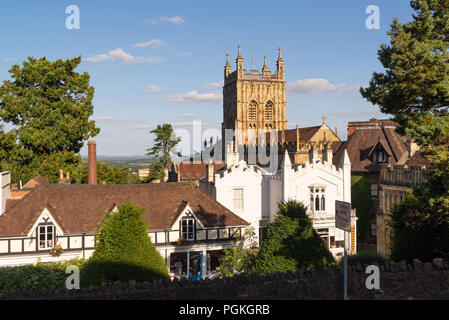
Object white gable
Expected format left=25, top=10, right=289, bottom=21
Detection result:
left=170, top=204, right=204, bottom=230
left=26, top=207, right=64, bottom=238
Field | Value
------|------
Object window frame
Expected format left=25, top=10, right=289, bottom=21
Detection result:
left=180, top=218, right=195, bottom=241
left=37, top=223, right=55, bottom=250
left=310, top=187, right=326, bottom=212
left=232, top=187, right=244, bottom=211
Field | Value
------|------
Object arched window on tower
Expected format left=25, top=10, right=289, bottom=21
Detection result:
left=248, top=101, right=257, bottom=122
left=264, top=101, right=273, bottom=121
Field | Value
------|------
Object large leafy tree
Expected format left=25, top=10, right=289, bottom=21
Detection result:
left=0, top=56, right=99, bottom=184
left=247, top=201, right=335, bottom=275
left=81, top=202, right=169, bottom=286
left=361, top=0, right=449, bottom=260
left=145, top=123, right=180, bottom=182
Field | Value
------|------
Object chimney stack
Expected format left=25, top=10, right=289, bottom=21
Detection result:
left=88, top=140, right=97, bottom=184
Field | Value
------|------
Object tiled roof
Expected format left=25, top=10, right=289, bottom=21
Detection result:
left=0, top=183, right=248, bottom=237
left=333, top=124, right=410, bottom=173
left=21, top=175, right=49, bottom=189
left=265, top=126, right=322, bottom=143
left=405, top=151, right=430, bottom=168
left=177, top=161, right=226, bottom=181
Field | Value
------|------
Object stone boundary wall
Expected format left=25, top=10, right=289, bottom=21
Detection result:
left=1, top=258, right=449, bottom=300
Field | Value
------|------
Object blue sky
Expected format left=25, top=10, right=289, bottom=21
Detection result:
left=0, top=0, right=414, bottom=156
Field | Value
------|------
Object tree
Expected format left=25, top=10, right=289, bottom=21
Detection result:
left=81, top=202, right=169, bottom=286
left=247, top=201, right=335, bottom=275
left=145, top=123, right=180, bottom=182
left=0, top=56, right=99, bottom=184
left=219, top=227, right=257, bottom=277
left=351, top=175, right=375, bottom=243
left=72, top=161, right=139, bottom=184
left=361, top=0, right=449, bottom=260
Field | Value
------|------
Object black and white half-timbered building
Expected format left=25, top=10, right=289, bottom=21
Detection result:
left=0, top=172, right=249, bottom=280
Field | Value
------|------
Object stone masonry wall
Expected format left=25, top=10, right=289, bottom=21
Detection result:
left=1, top=259, right=448, bottom=300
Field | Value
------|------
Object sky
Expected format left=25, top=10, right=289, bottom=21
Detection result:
left=0, top=0, right=415, bottom=156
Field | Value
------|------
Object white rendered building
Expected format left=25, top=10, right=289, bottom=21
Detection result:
left=200, top=148, right=357, bottom=259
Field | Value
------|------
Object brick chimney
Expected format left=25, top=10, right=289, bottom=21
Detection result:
left=88, top=140, right=97, bottom=184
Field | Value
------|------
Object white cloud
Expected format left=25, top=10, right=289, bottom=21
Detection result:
left=177, top=52, right=192, bottom=56
left=145, top=16, right=186, bottom=25
left=145, top=84, right=166, bottom=92
left=159, top=16, right=186, bottom=25
left=132, top=39, right=167, bottom=48
left=164, top=91, right=222, bottom=103
left=93, top=116, right=133, bottom=123
left=85, top=48, right=164, bottom=64
left=178, top=113, right=195, bottom=118
left=287, top=78, right=347, bottom=95
left=204, top=80, right=223, bottom=90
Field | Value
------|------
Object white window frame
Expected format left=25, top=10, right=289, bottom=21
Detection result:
left=232, top=188, right=244, bottom=211
left=181, top=218, right=195, bottom=241
left=38, top=224, right=55, bottom=249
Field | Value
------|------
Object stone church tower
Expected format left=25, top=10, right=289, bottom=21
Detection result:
left=222, top=44, right=288, bottom=146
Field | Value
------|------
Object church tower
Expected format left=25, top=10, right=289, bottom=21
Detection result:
left=222, top=44, right=288, bottom=146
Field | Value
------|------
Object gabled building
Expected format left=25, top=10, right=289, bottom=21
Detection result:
left=0, top=179, right=249, bottom=278
left=0, top=140, right=249, bottom=279
left=200, top=147, right=357, bottom=260
left=332, top=118, right=428, bottom=255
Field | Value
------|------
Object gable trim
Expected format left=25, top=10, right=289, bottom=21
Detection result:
left=26, top=207, right=64, bottom=238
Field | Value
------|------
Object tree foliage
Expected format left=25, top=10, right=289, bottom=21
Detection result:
left=81, top=202, right=169, bottom=286
left=361, top=0, right=449, bottom=261
left=72, top=161, right=140, bottom=184
left=145, top=124, right=180, bottom=182
left=0, top=56, right=99, bottom=184
left=247, top=201, right=335, bottom=275
left=351, top=175, right=375, bottom=242
left=219, top=227, right=258, bottom=277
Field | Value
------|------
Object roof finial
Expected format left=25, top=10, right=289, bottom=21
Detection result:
left=278, top=47, right=283, bottom=61
left=237, top=43, right=242, bottom=58
left=321, top=115, right=327, bottom=124
left=226, top=52, right=230, bottom=66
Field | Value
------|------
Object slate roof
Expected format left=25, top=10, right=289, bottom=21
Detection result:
left=0, top=183, right=248, bottom=237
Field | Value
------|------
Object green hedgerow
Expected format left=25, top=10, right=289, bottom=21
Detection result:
left=0, top=258, right=86, bottom=293
left=81, top=201, right=169, bottom=286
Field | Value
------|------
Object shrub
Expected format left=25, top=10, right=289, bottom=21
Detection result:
left=81, top=201, right=169, bottom=286
left=343, top=251, right=386, bottom=266
left=389, top=193, right=449, bottom=263
left=247, top=201, right=336, bottom=275
left=0, top=258, right=85, bottom=293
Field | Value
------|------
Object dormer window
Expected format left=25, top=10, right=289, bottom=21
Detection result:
left=38, top=224, right=55, bottom=249
left=377, top=150, right=387, bottom=163
left=181, top=218, right=195, bottom=241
